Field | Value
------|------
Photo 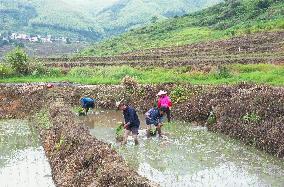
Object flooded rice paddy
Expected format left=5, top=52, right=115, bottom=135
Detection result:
left=0, top=120, right=54, bottom=187
left=85, top=110, right=284, bottom=187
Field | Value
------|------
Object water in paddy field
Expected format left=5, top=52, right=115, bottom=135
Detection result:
left=0, top=120, right=54, bottom=187
left=84, top=110, right=284, bottom=187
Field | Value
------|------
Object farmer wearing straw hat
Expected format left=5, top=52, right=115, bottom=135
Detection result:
left=157, top=90, right=172, bottom=122
left=116, top=100, right=140, bottom=145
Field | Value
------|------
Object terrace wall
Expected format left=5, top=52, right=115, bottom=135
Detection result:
left=0, top=82, right=283, bottom=186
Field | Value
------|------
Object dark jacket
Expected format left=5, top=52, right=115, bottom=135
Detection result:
left=80, top=97, right=95, bottom=108
left=145, top=108, right=164, bottom=125
left=123, top=106, right=140, bottom=128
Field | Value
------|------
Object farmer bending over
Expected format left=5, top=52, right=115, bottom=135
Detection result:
left=145, top=106, right=167, bottom=138
left=116, top=100, right=140, bottom=145
left=80, top=97, right=95, bottom=115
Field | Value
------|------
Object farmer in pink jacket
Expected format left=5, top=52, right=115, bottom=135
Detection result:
left=157, top=90, right=172, bottom=122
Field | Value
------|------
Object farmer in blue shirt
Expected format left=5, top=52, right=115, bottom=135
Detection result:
left=80, top=97, right=96, bottom=115
left=116, top=100, right=140, bottom=145
left=145, top=106, right=167, bottom=138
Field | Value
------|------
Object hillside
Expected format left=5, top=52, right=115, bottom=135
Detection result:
left=80, top=0, right=284, bottom=56
left=95, top=0, right=222, bottom=36
left=0, top=0, right=221, bottom=41
left=0, top=0, right=113, bottom=40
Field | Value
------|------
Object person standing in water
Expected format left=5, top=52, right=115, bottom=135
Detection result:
left=157, top=90, right=172, bottom=122
left=116, top=100, right=140, bottom=145
left=80, top=97, right=96, bottom=115
left=145, top=106, right=167, bottom=138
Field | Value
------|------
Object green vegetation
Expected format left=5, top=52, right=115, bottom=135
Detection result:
left=242, top=112, right=261, bottom=123
left=96, top=0, right=222, bottom=36
left=80, top=0, right=284, bottom=56
left=34, top=110, right=53, bottom=129
left=0, top=47, right=56, bottom=77
left=78, top=108, right=86, bottom=116
left=0, top=0, right=221, bottom=41
left=116, top=123, right=124, bottom=137
left=170, top=86, right=191, bottom=103
left=1, top=43, right=283, bottom=86
left=0, top=63, right=14, bottom=77
left=72, top=107, right=86, bottom=116
left=4, top=47, right=29, bottom=75
left=0, top=0, right=37, bottom=31
left=207, top=111, right=217, bottom=125
left=0, top=0, right=108, bottom=40
left=0, top=63, right=283, bottom=86
left=55, top=135, right=65, bottom=151
left=115, top=123, right=124, bottom=142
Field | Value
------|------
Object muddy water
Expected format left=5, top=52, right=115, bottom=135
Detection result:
left=84, top=110, right=284, bottom=187
left=0, top=120, right=54, bottom=187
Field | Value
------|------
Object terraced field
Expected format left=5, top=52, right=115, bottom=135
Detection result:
left=42, top=31, right=284, bottom=69
left=0, top=42, right=89, bottom=59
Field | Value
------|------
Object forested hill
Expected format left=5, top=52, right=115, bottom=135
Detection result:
left=80, top=0, right=284, bottom=56
left=0, top=0, right=114, bottom=41
left=95, top=0, right=222, bottom=36
left=0, top=0, right=221, bottom=41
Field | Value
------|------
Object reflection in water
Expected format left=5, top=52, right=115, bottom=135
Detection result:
left=84, top=110, right=146, bottom=129
left=0, top=120, right=54, bottom=187
left=85, top=110, right=284, bottom=187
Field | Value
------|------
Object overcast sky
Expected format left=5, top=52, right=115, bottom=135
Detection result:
left=98, top=0, right=118, bottom=3
left=68, top=0, right=118, bottom=8
left=55, top=0, right=119, bottom=11
left=66, top=0, right=119, bottom=5
left=95, top=0, right=118, bottom=6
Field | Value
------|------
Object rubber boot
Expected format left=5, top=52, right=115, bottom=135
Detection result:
left=134, top=139, right=139, bottom=145
left=146, top=129, right=150, bottom=138
left=157, top=127, right=162, bottom=138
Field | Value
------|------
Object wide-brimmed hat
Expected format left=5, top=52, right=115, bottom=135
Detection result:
left=156, top=90, right=167, bottom=96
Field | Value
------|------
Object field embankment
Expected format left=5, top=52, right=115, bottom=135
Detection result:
left=42, top=31, right=284, bottom=69
left=1, top=83, right=283, bottom=159
left=39, top=104, right=156, bottom=187
left=1, top=63, right=283, bottom=86
left=0, top=83, right=156, bottom=187
left=0, top=42, right=89, bottom=59
left=1, top=31, right=283, bottom=86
